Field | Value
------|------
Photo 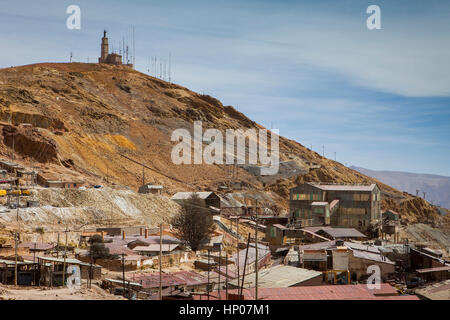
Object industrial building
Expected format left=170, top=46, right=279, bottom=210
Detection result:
left=289, top=183, right=382, bottom=231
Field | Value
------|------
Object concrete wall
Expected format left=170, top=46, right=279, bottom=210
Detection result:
left=348, top=251, right=395, bottom=281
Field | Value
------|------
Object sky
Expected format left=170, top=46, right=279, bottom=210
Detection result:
left=0, top=0, right=449, bottom=176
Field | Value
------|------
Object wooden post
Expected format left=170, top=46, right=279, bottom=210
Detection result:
left=225, top=252, right=228, bottom=300
left=62, top=226, right=68, bottom=286
left=218, top=244, right=221, bottom=300
left=122, top=253, right=126, bottom=296
left=236, top=217, right=240, bottom=294
left=57, top=232, right=60, bottom=258
left=159, top=223, right=163, bottom=300
left=14, top=195, right=19, bottom=286
left=255, top=200, right=258, bottom=300
left=33, top=243, right=37, bottom=286
left=240, top=233, right=251, bottom=297
left=207, top=249, right=210, bottom=301
left=14, top=232, right=18, bottom=286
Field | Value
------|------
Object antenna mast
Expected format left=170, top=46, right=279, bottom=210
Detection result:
left=133, top=26, right=136, bottom=67
left=169, top=53, right=171, bottom=82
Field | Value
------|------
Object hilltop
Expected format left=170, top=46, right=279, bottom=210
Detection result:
left=0, top=62, right=446, bottom=229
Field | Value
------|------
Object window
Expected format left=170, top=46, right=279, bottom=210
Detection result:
left=314, top=207, right=324, bottom=214
left=270, top=227, right=276, bottom=238
left=353, top=194, right=370, bottom=201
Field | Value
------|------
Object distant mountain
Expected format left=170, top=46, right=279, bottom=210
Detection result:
left=350, top=166, right=450, bottom=210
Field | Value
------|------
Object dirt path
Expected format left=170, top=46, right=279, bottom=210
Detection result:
left=0, top=284, right=125, bottom=300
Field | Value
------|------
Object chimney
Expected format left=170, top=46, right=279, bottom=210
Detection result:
left=122, top=230, right=126, bottom=240
left=140, top=228, right=143, bottom=236
left=145, top=229, right=148, bottom=239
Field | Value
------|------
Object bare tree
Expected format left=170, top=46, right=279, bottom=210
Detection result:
left=171, top=193, right=215, bottom=251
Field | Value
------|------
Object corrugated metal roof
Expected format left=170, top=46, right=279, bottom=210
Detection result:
left=141, top=185, right=163, bottom=189
left=344, top=241, right=380, bottom=253
left=303, top=250, right=327, bottom=262
left=230, top=245, right=271, bottom=268
left=127, top=271, right=208, bottom=289
left=195, top=284, right=417, bottom=300
left=311, top=202, right=328, bottom=206
left=0, top=259, right=35, bottom=266
left=415, top=280, right=450, bottom=300
left=272, top=224, right=288, bottom=230
left=228, top=265, right=322, bottom=288
left=416, top=266, right=450, bottom=273
left=320, top=228, right=367, bottom=239
left=105, top=235, right=181, bottom=246
left=36, top=256, right=93, bottom=266
left=329, top=199, right=340, bottom=210
left=133, top=244, right=179, bottom=252
left=18, top=242, right=55, bottom=251
left=105, top=278, right=142, bottom=287
left=351, top=249, right=394, bottom=265
left=171, top=192, right=214, bottom=200
left=298, top=240, right=337, bottom=251
left=309, top=183, right=377, bottom=192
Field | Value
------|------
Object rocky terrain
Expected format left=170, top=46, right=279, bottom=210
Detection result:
left=0, top=62, right=447, bottom=234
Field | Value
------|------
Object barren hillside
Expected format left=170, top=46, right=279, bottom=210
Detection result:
left=0, top=63, right=446, bottom=228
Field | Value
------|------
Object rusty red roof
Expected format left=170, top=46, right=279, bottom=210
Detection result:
left=416, top=266, right=450, bottom=273
left=194, top=284, right=419, bottom=300
left=127, top=271, right=209, bottom=289
left=18, top=242, right=55, bottom=251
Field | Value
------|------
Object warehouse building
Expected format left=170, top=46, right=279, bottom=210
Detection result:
left=289, top=183, right=382, bottom=231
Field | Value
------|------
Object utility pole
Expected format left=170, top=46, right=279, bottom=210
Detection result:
left=122, top=253, right=126, bottom=296
left=132, top=26, right=136, bottom=67
left=56, top=232, right=60, bottom=258
left=217, top=243, right=221, bottom=300
left=322, top=145, right=325, bottom=158
left=33, top=242, right=37, bottom=285
left=12, top=135, right=15, bottom=160
left=14, top=232, right=18, bottom=286
left=169, top=53, right=171, bottom=83
left=62, top=226, right=68, bottom=286
left=159, top=223, right=163, bottom=300
left=225, top=252, right=228, bottom=300
left=240, top=233, right=251, bottom=297
left=207, top=249, right=210, bottom=300
left=334, top=152, right=336, bottom=162
left=14, top=194, right=19, bottom=286
left=254, top=200, right=258, bottom=301
left=235, top=216, right=240, bottom=294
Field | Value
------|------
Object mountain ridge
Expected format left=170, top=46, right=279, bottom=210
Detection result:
left=0, top=62, right=446, bottom=228
left=351, top=166, right=450, bottom=210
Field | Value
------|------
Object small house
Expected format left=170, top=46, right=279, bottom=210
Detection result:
left=171, top=191, right=221, bottom=209
left=138, top=184, right=163, bottom=195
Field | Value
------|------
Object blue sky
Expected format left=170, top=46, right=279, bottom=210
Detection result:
left=0, top=0, right=449, bottom=176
